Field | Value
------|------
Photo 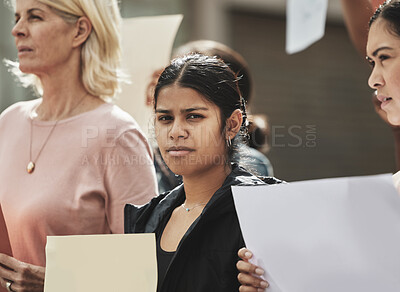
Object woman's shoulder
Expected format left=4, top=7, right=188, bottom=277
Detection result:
left=229, top=164, right=284, bottom=187
left=96, top=103, right=139, bottom=127
left=0, top=99, right=39, bottom=120
left=124, top=184, right=184, bottom=233
left=232, top=145, right=274, bottom=176
left=84, top=103, right=147, bottom=141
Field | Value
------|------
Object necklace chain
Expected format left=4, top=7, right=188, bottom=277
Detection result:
left=27, top=93, right=89, bottom=174
left=181, top=202, right=207, bottom=212
left=27, top=118, right=59, bottom=173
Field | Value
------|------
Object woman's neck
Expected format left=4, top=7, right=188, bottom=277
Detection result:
left=182, top=163, right=232, bottom=206
left=35, top=81, right=103, bottom=121
left=34, top=55, right=103, bottom=121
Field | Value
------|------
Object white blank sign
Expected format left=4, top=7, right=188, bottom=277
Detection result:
left=233, top=174, right=400, bottom=292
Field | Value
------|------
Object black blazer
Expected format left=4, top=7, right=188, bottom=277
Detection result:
left=125, top=164, right=282, bottom=292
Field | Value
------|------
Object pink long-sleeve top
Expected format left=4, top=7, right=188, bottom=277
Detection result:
left=0, top=99, right=158, bottom=266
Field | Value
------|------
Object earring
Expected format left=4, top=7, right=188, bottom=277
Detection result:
left=226, top=136, right=232, bottom=147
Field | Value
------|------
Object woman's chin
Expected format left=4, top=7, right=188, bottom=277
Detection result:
left=164, top=164, right=186, bottom=177
left=387, top=111, right=400, bottom=126
left=18, top=64, right=34, bottom=74
left=164, top=162, right=200, bottom=178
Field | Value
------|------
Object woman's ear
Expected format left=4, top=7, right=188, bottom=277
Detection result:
left=72, top=16, right=92, bottom=48
left=226, top=109, right=243, bottom=140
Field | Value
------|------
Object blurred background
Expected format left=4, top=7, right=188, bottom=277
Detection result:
left=0, top=0, right=394, bottom=181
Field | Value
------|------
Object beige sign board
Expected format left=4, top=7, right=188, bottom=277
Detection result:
left=44, top=233, right=157, bottom=292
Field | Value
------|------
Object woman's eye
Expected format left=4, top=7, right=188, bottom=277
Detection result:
left=379, top=54, right=389, bottom=62
left=368, top=60, right=375, bottom=68
left=30, top=15, right=42, bottom=21
left=158, top=115, right=172, bottom=122
left=187, top=114, right=203, bottom=120
left=366, top=57, right=375, bottom=68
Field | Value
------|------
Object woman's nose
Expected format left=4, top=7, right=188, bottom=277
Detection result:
left=12, top=18, right=27, bottom=38
left=169, top=121, right=188, bottom=140
left=368, top=67, right=385, bottom=90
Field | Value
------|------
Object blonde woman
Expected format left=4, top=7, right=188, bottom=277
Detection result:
left=0, top=0, right=157, bottom=291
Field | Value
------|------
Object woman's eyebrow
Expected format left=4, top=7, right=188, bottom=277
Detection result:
left=155, top=107, right=209, bottom=114
left=181, top=107, right=209, bottom=113
left=371, top=46, right=393, bottom=57
left=155, top=109, right=171, bottom=114
left=15, top=8, right=44, bottom=18
left=28, top=8, right=45, bottom=13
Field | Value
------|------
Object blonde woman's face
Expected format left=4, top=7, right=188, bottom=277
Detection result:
left=367, top=19, right=400, bottom=126
left=12, top=0, right=77, bottom=76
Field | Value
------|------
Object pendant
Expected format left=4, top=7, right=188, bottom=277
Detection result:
left=27, top=161, right=35, bottom=174
left=185, top=208, right=190, bottom=212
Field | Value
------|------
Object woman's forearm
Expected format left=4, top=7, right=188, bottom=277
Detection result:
left=341, top=0, right=374, bottom=56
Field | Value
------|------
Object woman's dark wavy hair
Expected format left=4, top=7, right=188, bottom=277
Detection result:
left=154, top=53, right=248, bottom=161
left=173, top=40, right=253, bottom=105
left=370, top=0, right=400, bottom=37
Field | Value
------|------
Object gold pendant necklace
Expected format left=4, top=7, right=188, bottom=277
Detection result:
left=27, top=118, right=59, bottom=174
left=27, top=93, right=89, bottom=174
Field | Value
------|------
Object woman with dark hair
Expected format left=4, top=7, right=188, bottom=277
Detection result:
left=151, top=40, right=274, bottom=194
left=367, top=0, right=400, bottom=126
left=175, top=40, right=274, bottom=177
left=367, top=0, right=400, bottom=188
left=125, top=54, right=281, bottom=292
left=237, top=1, right=400, bottom=291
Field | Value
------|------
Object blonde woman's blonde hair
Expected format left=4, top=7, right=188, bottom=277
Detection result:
left=5, top=0, right=124, bottom=101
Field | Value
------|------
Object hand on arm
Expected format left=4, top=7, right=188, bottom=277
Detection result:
left=237, top=248, right=269, bottom=292
left=341, top=0, right=373, bottom=56
left=0, top=253, right=45, bottom=292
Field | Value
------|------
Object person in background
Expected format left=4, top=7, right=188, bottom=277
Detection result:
left=244, top=113, right=273, bottom=175
left=237, top=1, right=400, bottom=290
left=0, top=0, right=157, bottom=291
left=125, top=54, right=281, bottom=292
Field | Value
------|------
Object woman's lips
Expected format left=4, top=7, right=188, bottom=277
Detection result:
left=377, top=95, right=393, bottom=109
left=17, top=46, right=33, bottom=56
left=166, top=147, right=194, bottom=157
left=168, top=150, right=192, bottom=156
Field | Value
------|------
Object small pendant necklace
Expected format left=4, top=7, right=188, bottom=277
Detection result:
left=27, top=118, right=59, bottom=174
left=27, top=93, right=88, bottom=174
left=181, top=202, right=207, bottom=212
